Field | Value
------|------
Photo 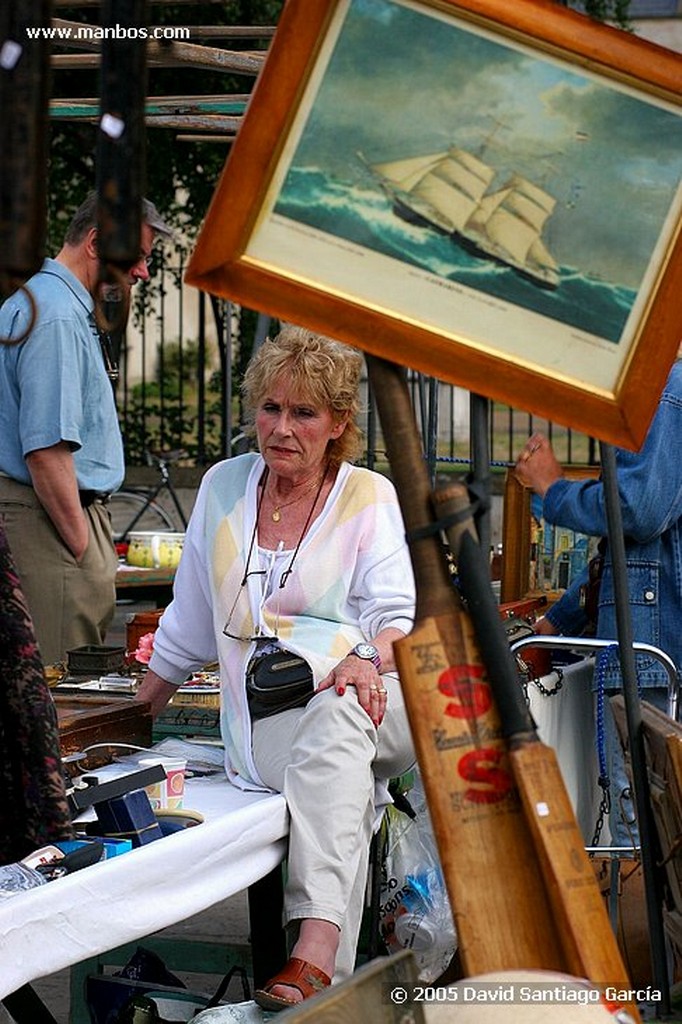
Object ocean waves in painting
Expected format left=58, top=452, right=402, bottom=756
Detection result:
left=274, top=164, right=636, bottom=344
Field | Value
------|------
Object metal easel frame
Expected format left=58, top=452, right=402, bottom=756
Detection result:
left=599, top=443, right=671, bottom=1014
left=509, top=635, right=679, bottom=721
left=466, top=390, right=672, bottom=1013
left=505, top=443, right=675, bottom=1015
left=510, top=632, right=676, bottom=1013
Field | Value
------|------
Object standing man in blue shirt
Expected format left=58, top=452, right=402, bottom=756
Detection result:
left=514, top=356, right=682, bottom=844
left=0, top=193, right=172, bottom=664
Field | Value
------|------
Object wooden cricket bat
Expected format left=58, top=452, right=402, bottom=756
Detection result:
left=366, top=356, right=564, bottom=975
left=434, top=480, right=639, bottom=1018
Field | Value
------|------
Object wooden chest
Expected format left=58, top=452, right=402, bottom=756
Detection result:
left=55, top=695, right=152, bottom=758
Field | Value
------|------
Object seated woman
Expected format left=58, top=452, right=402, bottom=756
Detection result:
left=136, top=325, right=416, bottom=1011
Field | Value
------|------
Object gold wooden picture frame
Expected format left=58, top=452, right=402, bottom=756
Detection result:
left=186, top=0, right=682, bottom=449
left=500, top=466, right=601, bottom=604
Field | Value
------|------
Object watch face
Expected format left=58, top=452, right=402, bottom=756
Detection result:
left=353, top=643, right=381, bottom=668
left=355, top=643, right=376, bottom=660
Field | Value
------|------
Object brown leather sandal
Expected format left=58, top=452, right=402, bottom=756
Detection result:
left=254, top=956, right=332, bottom=1012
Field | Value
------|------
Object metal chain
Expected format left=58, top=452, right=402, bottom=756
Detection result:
left=592, top=644, right=619, bottom=847
left=520, top=662, right=563, bottom=704
left=590, top=782, right=611, bottom=849
left=529, top=666, right=564, bottom=698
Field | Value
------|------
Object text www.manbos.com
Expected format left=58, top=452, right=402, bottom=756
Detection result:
left=26, top=24, right=191, bottom=41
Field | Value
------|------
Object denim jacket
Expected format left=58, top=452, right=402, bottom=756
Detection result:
left=542, top=360, right=682, bottom=691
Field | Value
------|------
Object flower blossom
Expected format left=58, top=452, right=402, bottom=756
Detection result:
left=132, top=631, right=155, bottom=665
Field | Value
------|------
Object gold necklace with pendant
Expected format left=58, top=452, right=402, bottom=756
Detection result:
left=269, top=473, right=324, bottom=522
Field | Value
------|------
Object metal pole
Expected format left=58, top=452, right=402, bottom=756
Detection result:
left=470, top=393, right=492, bottom=556
left=600, top=441, right=670, bottom=1014
left=225, top=300, right=233, bottom=456
left=426, top=377, right=438, bottom=485
left=365, top=369, right=377, bottom=473
left=96, top=0, right=148, bottom=328
left=0, top=0, right=51, bottom=297
left=197, top=290, right=206, bottom=463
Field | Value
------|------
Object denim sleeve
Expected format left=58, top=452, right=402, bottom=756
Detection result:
left=543, top=364, right=682, bottom=544
left=544, top=569, right=589, bottom=636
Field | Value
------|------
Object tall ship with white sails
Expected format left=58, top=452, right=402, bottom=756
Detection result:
left=361, top=146, right=560, bottom=290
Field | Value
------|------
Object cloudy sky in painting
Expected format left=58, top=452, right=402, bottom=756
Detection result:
left=289, top=0, right=682, bottom=285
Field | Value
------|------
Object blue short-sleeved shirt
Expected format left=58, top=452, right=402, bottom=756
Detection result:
left=0, top=259, right=125, bottom=492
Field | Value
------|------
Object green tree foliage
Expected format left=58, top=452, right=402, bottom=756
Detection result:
left=562, top=0, right=631, bottom=29
left=47, top=1, right=283, bottom=250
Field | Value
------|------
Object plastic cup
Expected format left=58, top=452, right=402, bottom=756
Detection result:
left=138, top=757, right=186, bottom=811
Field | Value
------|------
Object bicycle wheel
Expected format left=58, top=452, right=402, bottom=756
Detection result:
left=109, top=490, right=177, bottom=542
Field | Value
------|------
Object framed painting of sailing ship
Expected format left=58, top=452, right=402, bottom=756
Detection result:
left=186, top=0, right=682, bottom=449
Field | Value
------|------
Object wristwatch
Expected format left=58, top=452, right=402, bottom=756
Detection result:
left=350, top=642, right=382, bottom=671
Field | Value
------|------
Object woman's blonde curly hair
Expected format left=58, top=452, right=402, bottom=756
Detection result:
left=241, top=325, right=365, bottom=468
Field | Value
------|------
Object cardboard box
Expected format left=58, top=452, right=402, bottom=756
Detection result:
left=95, top=791, right=163, bottom=847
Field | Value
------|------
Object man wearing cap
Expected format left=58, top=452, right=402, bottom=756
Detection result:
left=0, top=192, right=173, bottom=663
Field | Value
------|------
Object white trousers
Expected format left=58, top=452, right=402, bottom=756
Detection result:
left=251, top=674, right=414, bottom=980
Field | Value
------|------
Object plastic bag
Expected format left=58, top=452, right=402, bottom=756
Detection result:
left=191, top=1004, right=275, bottom=1023
left=86, top=946, right=251, bottom=1024
left=378, top=772, right=457, bottom=982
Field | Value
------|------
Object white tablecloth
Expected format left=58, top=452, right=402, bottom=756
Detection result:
left=0, top=660, right=603, bottom=998
left=0, top=775, right=288, bottom=998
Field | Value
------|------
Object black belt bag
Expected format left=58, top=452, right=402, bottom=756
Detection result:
left=246, top=648, right=314, bottom=721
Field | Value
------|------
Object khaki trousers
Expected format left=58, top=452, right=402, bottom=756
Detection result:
left=0, top=477, right=118, bottom=664
left=252, top=675, right=414, bottom=981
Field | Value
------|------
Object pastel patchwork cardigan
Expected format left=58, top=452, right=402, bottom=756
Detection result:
left=149, top=454, right=415, bottom=790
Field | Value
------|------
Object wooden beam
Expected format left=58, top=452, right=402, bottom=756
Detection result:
left=51, top=93, right=251, bottom=103
left=50, top=18, right=274, bottom=46
left=50, top=112, right=242, bottom=131
left=175, top=135, right=233, bottom=144
left=53, top=0, right=239, bottom=5
left=174, top=26, right=276, bottom=40
left=52, top=8, right=272, bottom=36
left=49, top=22, right=265, bottom=73
left=51, top=47, right=264, bottom=73
left=135, top=114, right=240, bottom=131
left=50, top=96, right=248, bottom=116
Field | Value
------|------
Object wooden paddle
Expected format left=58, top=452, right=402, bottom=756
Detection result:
left=366, top=355, right=563, bottom=975
left=434, top=480, right=638, bottom=1012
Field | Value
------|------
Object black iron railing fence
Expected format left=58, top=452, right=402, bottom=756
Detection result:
left=116, top=254, right=598, bottom=476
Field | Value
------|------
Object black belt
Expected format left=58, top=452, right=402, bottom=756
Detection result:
left=78, top=490, right=111, bottom=507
